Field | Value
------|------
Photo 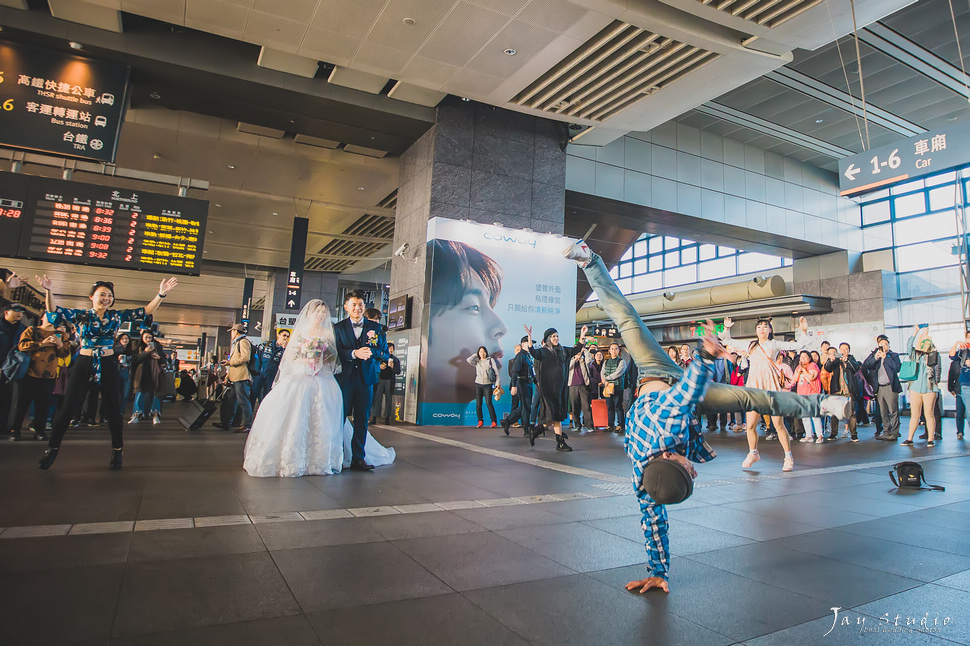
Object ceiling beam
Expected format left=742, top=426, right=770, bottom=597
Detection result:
left=860, top=23, right=970, bottom=100
left=695, top=102, right=854, bottom=158
left=217, top=187, right=396, bottom=217
left=767, top=67, right=924, bottom=137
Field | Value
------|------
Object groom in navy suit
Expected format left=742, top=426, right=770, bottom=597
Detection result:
left=334, top=290, right=388, bottom=471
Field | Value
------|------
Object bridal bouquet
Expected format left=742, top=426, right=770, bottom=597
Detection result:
left=293, top=336, right=335, bottom=374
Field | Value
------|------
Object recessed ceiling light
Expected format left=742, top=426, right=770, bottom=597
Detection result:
left=208, top=230, right=214, bottom=233
left=272, top=211, right=278, bottom=216
left=815, top=119, right=823, bottom=124
left=226, top=164, right=235, bottom=169
left=358, top=186, right=366, bottom=190
left=403, top=17, right=415, bottom=25
left=214, top=204, right=222, bottom=208
left=68, top=41, right=83, bottom=50
left=504, top=48, right=516, bottom=56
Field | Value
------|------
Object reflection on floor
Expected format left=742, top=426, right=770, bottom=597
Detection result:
left=1, top=404, right=968, bottom=645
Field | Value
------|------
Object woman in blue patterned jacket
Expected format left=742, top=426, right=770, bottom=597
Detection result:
left=35, top=274, right=178, bottom=470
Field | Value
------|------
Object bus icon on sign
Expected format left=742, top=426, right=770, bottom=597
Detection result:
left=94, top=115, right=107, bottom=127
left=98, top=93, right=114, bottom=106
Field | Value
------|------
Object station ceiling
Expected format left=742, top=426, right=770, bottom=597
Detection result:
left=0, top=0, right=967, bottom=329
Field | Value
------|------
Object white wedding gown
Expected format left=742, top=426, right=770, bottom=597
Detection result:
left=243, top=346, right=395, bottom=478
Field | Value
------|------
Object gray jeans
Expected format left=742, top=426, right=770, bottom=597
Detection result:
left=876, top=384, right=900, bottom=437
left=582, top=253, right=828, bottom=418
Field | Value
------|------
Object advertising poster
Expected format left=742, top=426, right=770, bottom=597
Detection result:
left=419, top=217, right=577, bottom=425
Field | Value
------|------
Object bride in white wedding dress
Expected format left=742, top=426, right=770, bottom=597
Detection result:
left=243, top=299, right=395, bottom=477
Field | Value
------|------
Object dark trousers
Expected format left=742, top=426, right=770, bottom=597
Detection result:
left=81, top=382, right=101, bottom=422
left=338, top=371, right=373, bottom=461
left=49, top=356, right=123, bottom=450
left=232, top=379, right=253, bottom=428
left=0, top=379, right=15, bottom=432
left=529, top=383, right=541, bottom=425
left=568, top=384, right=591, bottom=428
left=506, top=380, right=532, bottom=430
left=475, top=383, right=497, bottom=424
left=956, top=391, right=966, bottom=435
left=373, top=378, right=394, bottom=420
left=706, top=412, right=728, bottom=430
left=12, top=376, right=54, bottom=435
left=606, top=388, right=625, bottom=428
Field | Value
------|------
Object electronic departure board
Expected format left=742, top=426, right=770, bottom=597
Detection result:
left=0, top=171, right=207, bottom=276
left=0, top=171, right=29, bottom=258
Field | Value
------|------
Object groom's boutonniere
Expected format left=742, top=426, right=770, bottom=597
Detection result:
left=366, top=330, right=379, bottom=347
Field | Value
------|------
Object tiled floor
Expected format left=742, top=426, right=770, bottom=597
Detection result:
left=1, top=407, right=968, bottom=645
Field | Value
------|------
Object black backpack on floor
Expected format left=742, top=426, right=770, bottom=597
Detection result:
left=889, top=461, right=945, bottom=491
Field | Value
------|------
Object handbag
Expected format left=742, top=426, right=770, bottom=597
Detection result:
left=486, top=358, right=497, bottom=384
left=898, top=360, right=918, bottom=382
left=602, top=381, right=615, bottom=397
left=1, top=328, right=35, bottom=382
left=1, top=348, right=30, bottom=382
left=889, top=461, right=945, bottom=491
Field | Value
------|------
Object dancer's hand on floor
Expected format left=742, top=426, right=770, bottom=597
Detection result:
left=625, top=577, right=669, bottom=593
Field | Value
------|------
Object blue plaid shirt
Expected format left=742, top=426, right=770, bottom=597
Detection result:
left=624, top=355, right=717, bottom=581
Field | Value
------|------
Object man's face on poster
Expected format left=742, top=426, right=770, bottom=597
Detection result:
left=428, top=271, right=508, bottom=401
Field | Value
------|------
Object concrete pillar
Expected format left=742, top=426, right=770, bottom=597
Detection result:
left=389, top=99, right=567, bottom=351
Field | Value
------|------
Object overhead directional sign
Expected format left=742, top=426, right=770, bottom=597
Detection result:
left=285, top=217, right=308, bottom=311
left=0, top=41, right=129, bottom=163
left=839, top=120, right=970, bottom=197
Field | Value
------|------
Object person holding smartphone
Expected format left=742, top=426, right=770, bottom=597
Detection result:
left=129, top=328, right=167, bottom=425
left=8, top=312, right=72, bottom=441
left=903, top=325, right=940, bottom=447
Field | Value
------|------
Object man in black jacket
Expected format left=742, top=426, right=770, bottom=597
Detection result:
left=502, top=336, right=534, bottom=438
left=862, top=335, right=902, bottom=441
left=824, top=342, right=861, bottom=442
left=0, top=302, right=27, bottom=435
left=372, top=342, right=401, bottom=424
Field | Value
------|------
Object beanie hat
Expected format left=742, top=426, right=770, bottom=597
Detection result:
left=542, top=328, right=557, bottom=343
left=641, top=457, right=693, bottom=504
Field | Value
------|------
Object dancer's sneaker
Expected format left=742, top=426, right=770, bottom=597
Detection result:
left=742, top=451, right=760, bottom=469
left=841, top=429, right=850, bottom=439
left=820, top=396, right=852, bottom=420
left=153, top=413, right=162, bottom=425
left=128, top=414, right=139, bottom=424
left=815, top=437, right=824, bottom=444
left=765, top=433, right=777, bottom=441
left=562, top=240, right=593, bottom=267
left=782, top=456, right=794, bottom=472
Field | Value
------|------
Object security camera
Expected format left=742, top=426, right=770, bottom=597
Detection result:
left=394, top=243, right=410, bottom=258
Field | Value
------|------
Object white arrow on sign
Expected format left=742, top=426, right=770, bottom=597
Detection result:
left=287, top=300, right=296, bottom=307
left=844, top=164, right=860, bottom=181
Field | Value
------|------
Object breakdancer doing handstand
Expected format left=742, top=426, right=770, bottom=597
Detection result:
left=562, top=240, right=851, bottom=592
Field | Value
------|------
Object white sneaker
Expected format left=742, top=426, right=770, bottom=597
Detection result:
left=562, top=239, right=593, bottom=267
left=782, top=456, right=794, bottom=472
left=128, top=414, right=139, bottom=424
left=841, top=429, right=850, bottom=438
left=820, top=396, right=852, bottom=420
left=742, top=451, right=760, bottom=468
left=152, top=413, right=161, bottom=425
left=816, top=437, right=824, bottom=444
